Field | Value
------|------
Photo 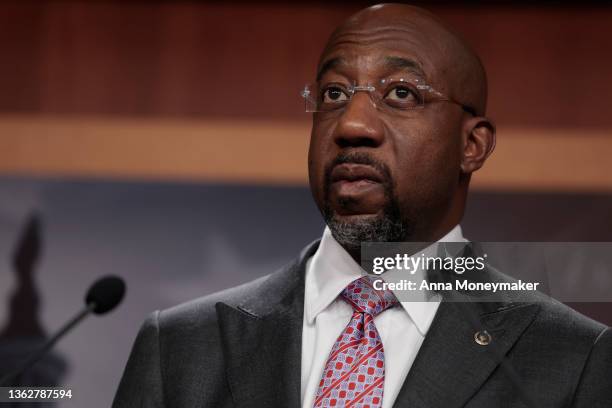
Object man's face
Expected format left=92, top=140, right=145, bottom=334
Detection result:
left=308, top=19, right=467, bottom=249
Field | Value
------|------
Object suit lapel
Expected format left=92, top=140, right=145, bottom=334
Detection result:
left=216, top=242, right=318, bottom=407
left=392, top=299, right=541, bottom=408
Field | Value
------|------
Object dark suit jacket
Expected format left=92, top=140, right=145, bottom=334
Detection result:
left=113, top=241, right=612, bottom=407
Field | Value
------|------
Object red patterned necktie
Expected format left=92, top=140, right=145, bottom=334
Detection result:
left=314, top=275, right=399, bottom=408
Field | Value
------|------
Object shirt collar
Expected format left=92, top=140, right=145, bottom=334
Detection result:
left=304, top=225, right=466, bottom=335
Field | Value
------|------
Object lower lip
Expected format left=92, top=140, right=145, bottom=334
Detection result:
left=332, top=179, right=382, bottom=195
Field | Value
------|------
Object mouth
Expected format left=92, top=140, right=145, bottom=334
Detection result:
left=328, top=163, right=386, bottom=215
left=330, top=163, right=384, bottom=185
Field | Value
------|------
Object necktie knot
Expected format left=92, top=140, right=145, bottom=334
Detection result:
left=341, top=276, right=398, bottom=317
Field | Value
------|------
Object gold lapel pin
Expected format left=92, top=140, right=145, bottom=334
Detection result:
left=474, top=330, right=492, bottom=346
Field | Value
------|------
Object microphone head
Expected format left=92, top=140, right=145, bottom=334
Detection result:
left=85, top=276, right=126, bottom=315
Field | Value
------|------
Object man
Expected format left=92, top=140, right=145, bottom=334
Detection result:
left=113, top=4, right=612, bottom=407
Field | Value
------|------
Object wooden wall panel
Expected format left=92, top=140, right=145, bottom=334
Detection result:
left=442, top=7, right=612, bottom=129
left=0, top=3, right=611, bottom=128
left=0, top=4, right=44, bottom=111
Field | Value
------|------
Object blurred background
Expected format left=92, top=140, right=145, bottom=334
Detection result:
left=0, top=1, right=611, bottom=407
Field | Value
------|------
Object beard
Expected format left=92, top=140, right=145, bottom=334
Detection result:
left=322, top=152, right=412, bottom=251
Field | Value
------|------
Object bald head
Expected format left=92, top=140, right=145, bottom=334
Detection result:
left=308, top=3, right=496, bottom=250
left=319, top=3, right=488, bottom=115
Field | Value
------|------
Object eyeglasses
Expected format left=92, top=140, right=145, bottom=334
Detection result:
left=301, top=77, right=476, bottom=116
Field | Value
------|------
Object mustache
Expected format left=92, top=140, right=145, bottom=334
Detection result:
left=324, top=152, right=393, bottom=188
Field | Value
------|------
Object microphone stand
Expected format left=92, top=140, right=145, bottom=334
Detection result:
left=0, top=303, right=96, bottom=387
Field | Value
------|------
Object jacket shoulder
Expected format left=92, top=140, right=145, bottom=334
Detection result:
left=533, top=297, right=608, bottom=340
left=484, top=263, right=608, bottom=338
left=156, top=239, right=318, bottom=333
left=157, top=271, right=271, bottom=333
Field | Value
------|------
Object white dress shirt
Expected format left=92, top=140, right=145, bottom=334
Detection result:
left=301, top=225, right=466, bottom=408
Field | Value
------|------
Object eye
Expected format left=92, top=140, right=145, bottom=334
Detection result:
left=384, top=86, right=419, bottom=103
left=322, top=86, right=349, bottom=103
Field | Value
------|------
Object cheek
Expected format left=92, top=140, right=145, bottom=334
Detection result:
left=390, top=121, right=463, bottom=202
left=307, top=126, right=330, bottom=203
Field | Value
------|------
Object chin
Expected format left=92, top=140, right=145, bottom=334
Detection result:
left=332, top=212, right=383, bottom=223
left=325, top=210, right=408, bottom=248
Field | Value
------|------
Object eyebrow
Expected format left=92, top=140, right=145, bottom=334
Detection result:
left=316, top=57, right=345, bottom=81
left=383, top=56, right=426, bottom=78
left=316, top=55, right=426, bottom=82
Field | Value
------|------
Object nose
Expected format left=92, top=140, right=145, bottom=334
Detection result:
left=332, top=91, right=385, bottom=148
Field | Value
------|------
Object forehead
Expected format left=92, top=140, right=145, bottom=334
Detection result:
left=318, top=25, right=447, bottom=85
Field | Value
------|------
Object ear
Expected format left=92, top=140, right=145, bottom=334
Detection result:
left=460, top=116, right=496, bottom=174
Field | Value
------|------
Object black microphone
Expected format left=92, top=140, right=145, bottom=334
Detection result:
left=85, top=275, right=126, bottom=315
left=0, top=275, right=126, bottom=386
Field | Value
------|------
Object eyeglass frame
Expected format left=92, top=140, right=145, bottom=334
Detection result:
left=301, top=77, right=477, bottom=117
